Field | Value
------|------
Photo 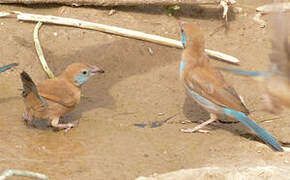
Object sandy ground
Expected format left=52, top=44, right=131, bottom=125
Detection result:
left=0, top=1, right=290, bottom=179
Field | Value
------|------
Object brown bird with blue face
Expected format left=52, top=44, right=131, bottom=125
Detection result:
left=179, top=22, right=283, bottom=151
left=21, top=63, right=104, bottom=132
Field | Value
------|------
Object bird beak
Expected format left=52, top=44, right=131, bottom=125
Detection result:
left=90, top=65, right=104, bottom=75
left=179, top=21, right=186, bottom=27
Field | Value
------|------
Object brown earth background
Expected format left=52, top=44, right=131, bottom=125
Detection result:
left=0, top=0, right=290, bottom=179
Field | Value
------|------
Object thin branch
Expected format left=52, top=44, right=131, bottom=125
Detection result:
left=0, top=0, right=220, bottom=6
left=0, top=169, right=48, bottom=180
left=19, top=11, right=184, bottom=48
left=205, top=49, right=239, bottom=64
left=22, top=12, right=240, bottom=64
left=1, top=11, right=240, bottom=64
left=0, top=12, right=9, bottom=17
left=33, top=21, right=55, bottom=79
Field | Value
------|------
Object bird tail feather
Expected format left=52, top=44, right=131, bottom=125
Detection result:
left=0, top=63, right=18, bottom=73
left=20, top=71, right=41, bottom=100
left=222, top=108, right=283, bottom=151
left=217, top=67, right=270, bottom=77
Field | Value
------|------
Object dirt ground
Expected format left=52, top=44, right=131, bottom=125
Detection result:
left=0, top=0, right=290, bottom=179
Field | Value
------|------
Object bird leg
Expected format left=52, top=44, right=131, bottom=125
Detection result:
left=51, top=118, right=75, bottom=132
left=181, top=113, right=217, bottom=133
left=22, top=112, right=31, bottom=121
left=22, top=112, right=34, bottom=127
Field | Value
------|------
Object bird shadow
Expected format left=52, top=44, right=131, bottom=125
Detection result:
left=43, top=39, right=180, bottom=123
left=182, top=95, right=269, bottom=146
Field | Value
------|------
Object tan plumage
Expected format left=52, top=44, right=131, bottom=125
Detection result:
left=180, top=23, right=284, bottom=151
left=21, top=63, right=104, bottom=131
left=181, top=23, right=249, bottom=115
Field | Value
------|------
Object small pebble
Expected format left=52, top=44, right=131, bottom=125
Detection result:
left=148, top=47, right=153, bottom=55
left=53, top=32, right=58, bottom=36
left=108, top=9, right=116, bottom=16
left=158, top=112, right=164, bottom=116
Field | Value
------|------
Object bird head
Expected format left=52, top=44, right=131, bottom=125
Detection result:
left=179, top=22, right=205, bottom=58
left=60, top=63, right=104, bottom=87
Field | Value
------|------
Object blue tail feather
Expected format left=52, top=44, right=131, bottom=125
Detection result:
left=223, top=108, right=283, bottom=151
left=218, top=67, right=270, bottom=77
left=0, top=63, right=18, bottom=73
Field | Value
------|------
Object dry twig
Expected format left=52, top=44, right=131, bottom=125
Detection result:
left=1, top=11, right=240, bottom=64
left=0, top=0, right=219, bottom=6
left=33, top=21, right=55, bottom=78
left=0, top=169, right=48, bottom=180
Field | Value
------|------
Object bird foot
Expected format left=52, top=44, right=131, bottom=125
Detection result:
left=51, top=119, right=75, bottom=132
left=64, top=123, right=75, bottom=133
left=181, top=114, right=217, bottom=133
left=22, top=113, right=29, bottom=120
left=22, top=113, right=33, bottom=122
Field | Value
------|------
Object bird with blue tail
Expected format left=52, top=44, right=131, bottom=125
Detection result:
left=179, top=22, right=283, bottom=151
left=218, top=12, right=290, bottom=115
left=0, top=63, right=18, bottom=73
left=21, top=63, right=104, bottom=132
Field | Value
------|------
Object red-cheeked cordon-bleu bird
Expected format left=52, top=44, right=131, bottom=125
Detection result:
left=21, top=63, right=104, bottom=132
left=179, top=22, right=283, bottom=151
left=218, top=12, right=290, bottom=115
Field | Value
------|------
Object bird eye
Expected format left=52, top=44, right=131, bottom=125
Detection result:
left=82, top=70, right=88, bottom=75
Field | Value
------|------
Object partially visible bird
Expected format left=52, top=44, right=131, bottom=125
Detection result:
left=218, top=12, right=290, bottom=115
left=0, top=63, right=18, bottom=73
left=21, top=63, right=104, bottom=131
left=179, top=22, right=283, bottom=151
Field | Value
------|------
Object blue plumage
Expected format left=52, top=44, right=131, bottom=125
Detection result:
left=74, top=69, right=92, bottom=85
left=0, top=63, right=18, bottom=73
left=180, top=60, right=185, bottom=79
left=218, top=67, right=271, bottom=77
left=180, top=22, right=283, bottom=151
left=222, top=108, right=283, bottom=151
left=180, top=25, right=187, bottom=48
left=185, top=85, right=283, bottom=151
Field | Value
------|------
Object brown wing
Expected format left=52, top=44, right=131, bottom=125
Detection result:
left=37, top=78, right=77, bottom=108
left=183, top=62, right=249, bottom=114
left=269, top=12, right=290, bottom=79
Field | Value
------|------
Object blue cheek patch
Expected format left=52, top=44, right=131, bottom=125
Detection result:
left=75, top=74, right=90, bottom=85
left=180, top=60, right=185, bottom=79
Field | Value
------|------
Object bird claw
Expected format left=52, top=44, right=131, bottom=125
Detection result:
left=64, top=123, right=75, bottom=133
left=22, top=113, right=33, bottom=124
